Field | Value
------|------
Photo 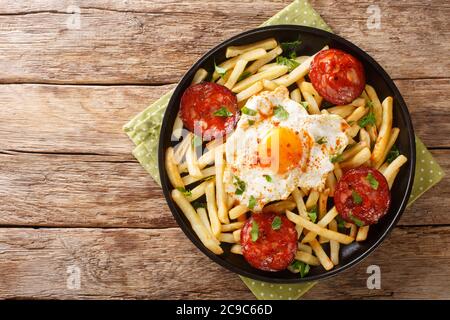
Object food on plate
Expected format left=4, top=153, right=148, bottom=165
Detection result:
left=167, top=37, right=408, bottom=276
left=180, top=82, right=239, bottom=141
left=241, top=212, right=297, bottom=271
left=309, top=49, right=365, bottom=105
left=334, top=167, right=390, bottom=225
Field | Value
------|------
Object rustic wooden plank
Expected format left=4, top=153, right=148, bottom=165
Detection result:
left=0, top=225, right=448, bottom=299
left=0, top=150, right=448, bottom=228
left=0, top=79, right=448, bottom=156
left=0, top=0, right=448, bottom=84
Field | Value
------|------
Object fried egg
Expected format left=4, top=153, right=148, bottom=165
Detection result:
left=223, top=86, right=349, bottom=211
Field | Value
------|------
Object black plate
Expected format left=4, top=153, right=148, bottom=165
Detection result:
left=158, top=25, right=416, bottom=283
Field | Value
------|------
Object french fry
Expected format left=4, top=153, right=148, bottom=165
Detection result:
left=356, top=225, right=370, bottom=242
left=172, top=114, right=183, bottom=140
left=215, top=147, right=229, bottom=224
left=262, top=200, right=296, bottom=214
left=172, top=189, right=223, bottom=254
left=339, top=147, right=371, bottom=169
left=227, top=194, right=235, bottom=210
left=366, top=124, right=378, bottom=145
left=345, top=223, right=357, bottom=238
left=295, top=250, right=320, bottom=266
left=300, top=186, right=310, bottom=196
left=216, top=69, right=231, bottom=85
left=318, top=189, right=330, bottom=220
left=230, top=244, right=243, bottom=255
left=191, top=68, right=208, bottom=85
left=165, top=147, right=184, bottom=188
left=329, top=220, right=340, bottom=265
left=310, top=239, right=334, bottom=271
left=292, top=188, right=307, bottom=217
left=221, top=221, right=244, bottom=232
left=186, top=180, right=208, bottom=202
left=301, top=207, right=339, bottom=243
left=342, top=141, right=367, bottom=161
left=197, top=207, right=212, bottom=234
left=186, top=135, right=203, bottom=179
left=225, top=59, right=248, bottom=89
left=212, top=48, right=267, bottom=80
left=273, top=46, right=328, bottom=87
left=233, top=229, right=242, bottom=242
left=236, top=81, right=263, bottom=102
left=346, top=123, right=361, bottom=138
left=262, top=79, right=278, bottom=91
left=305, top=190, right=320, bottom=210
left=226, top=38, right=278, bottom=58
left=383, top=155, right=408, bottom=189
left=299, top=81, right=322, bottom=106
left=375, top=127, right=400, bottom=169
left=346, top=106, right=369, bottom=123
left=246, top=46, right=283, bottom=74
left=359, top=128, right=371, bottom=152
left=229, top=204, right=249, bottom=220
left=365, top=84, right=382, bottom=129
left=290, top=88, right=302, bottom=103
left=205, top=180, right=222, bottom=238
left=219, top=233, right=236, bottom=243
left=298, top=243, right=313, bottom=254
left=334, top=163, right=343, bottom=180
left=173, top=132, right=193, bottom=164
left=378, top=162, right=389, bottom=174
left=326, top=172, right=337, bottom=197
left=179, top=144, right=224, bottom=173
left=302, top=91, right=320, bottom=114
left=327, top=104, right=355, bottom=118
left=286, top=210, right=353, bottom=244
left=232, top=65, right=288, bottom=93
left=182, top=166, right=216, bottom=185
left=372, top=96, right=393, bottom=165
left=257, top=62, right=277, bottom=73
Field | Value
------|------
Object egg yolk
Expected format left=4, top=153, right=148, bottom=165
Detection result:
left=258, top=127, right=303, bottom=174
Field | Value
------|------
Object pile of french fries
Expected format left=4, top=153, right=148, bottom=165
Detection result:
left=167, top=38, right=408, bottom=272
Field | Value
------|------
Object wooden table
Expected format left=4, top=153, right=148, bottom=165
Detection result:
left=0, top=0, right=449, bottom=299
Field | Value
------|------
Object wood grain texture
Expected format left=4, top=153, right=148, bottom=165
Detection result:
left=0, top=226, right=448, bottom=299
left=0, top=80, right=449, bottom=156
left=0, top=149, right=448, bottom=228
left=0, top=0, right=448, bottom=84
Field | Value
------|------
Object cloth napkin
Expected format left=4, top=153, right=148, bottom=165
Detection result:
left=123, top=0, right=444, bottom=300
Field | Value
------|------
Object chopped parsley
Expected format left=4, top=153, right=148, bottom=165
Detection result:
left=274, top=105, right=289, bottom=120
left=192, top=201, right=206, bottom=209
left=271, top=216, right=282, bottom=230
left=176, top=187, right=192, bottom=197
left=289, top=260, right=310, bottom=278
left=251, top=220, right=259, bottom=242
left=213, top=106, right=233, bottom=117
left=316, top=137, right=327, bottom=145
left=263, top=174, right=272, bottom=182
left=386, top=145, right=400, bottom=163
left=280, top=40, right=302, bottom=58
left=348, top=213, right=365, bottom=227
left=300, top=101, right=309, bottom=111
left=276, top=56, right=300, bottom=72
left=241, top=106, right=257, bottom=116
left=237, top=71, right=251, bottom=82
left=248, top=119, right=255, bottom=126
left=358, top=112, right=376, bottom=128
left=352, top=190, right=363, bottom=205
left=331, top=154, right=344, bottom=163
left=366, top=100, right=374, bottom=108
left=233, top=175, right=246, bottom=195
left=366, top=172, right=379, bottom=190
left=248, top=195, right=256, bottom=209
left=308, top=205, right=317, bottom=223
left=214, top=62, right=227, bottom=78
left=336, top=216, right=346, bottom=229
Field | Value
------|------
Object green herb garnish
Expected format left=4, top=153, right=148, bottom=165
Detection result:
left=352, top=190, right=363, bottom=205
left=308, top=205, right=317, bottom=223
left=386, top=145, right=400, bottom=163
left=289, top=260, right=310, bottom=278
left=276, top=56, right=300, bottom=72
left=248, top=120, right=255, bottom=126
left=248, top=195, right=256, bottom=210
left=241, top=106, right=257, bottom=116
left=336, top=216, right=346, bottom=229
left=331, top=154, right=344, bottom=163
left=192, top=201, right=206, bottom=209
left=237, top=71, right=252, bottom=82
left=349, top=213, right=365, bottom=227
left=274, top=105, right=289, bottom=120
left=176, top=187, right=192, bottom=197
left=280, top=40, right=302, bottom=57
left=366, top=100, right=374, bottom=108
left=366, top=172, right=379, bottom=190
left=213, top=106, right=233, bottom=117
left=316, top=137, right=327, bottom=145
left=300, top=101, right=309, bottom=111
left=214, top=62, right=227, bottom=79
left=358, top=112, right=376, bottom=128
left=263, top=174, right=272, bottom=182
left=251, top=220, right=259, bottom=242
left=233, top=175, right=246, bottom=195
left=271, top=216, right=282, bottom=230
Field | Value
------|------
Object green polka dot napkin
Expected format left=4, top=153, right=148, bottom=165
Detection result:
left=123, top=0, right=444, bottom=300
